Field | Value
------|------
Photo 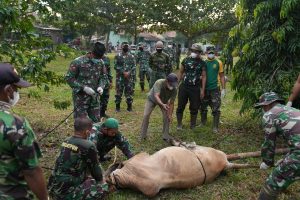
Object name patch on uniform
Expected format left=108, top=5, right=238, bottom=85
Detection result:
left=62, top=142, right=78, bottom=151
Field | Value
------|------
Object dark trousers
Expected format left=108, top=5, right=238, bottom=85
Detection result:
left=176, top=83, right=201, bottom=115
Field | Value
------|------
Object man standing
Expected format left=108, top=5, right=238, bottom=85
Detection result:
left=65, top=42, right=109, bottom=122
left=100, top=54, right=113, bottom=118
left=0, top=63, right=48, bottom=200
left=89, top=118, right=134, bottom=162
left=48, top=117, right=109, bottom=200
left=176, top=44, right=207, bottom=130
left=149, top=41, right=171, bottom=88
left=164, top=42, right=175, bottom=69
left=199, top=48, right=226, bottom=133
left=136, top=42, right=151, bottom=92
left=140, top=73, right=178, bottom=141
left=114, top=42, right=136, bottom=112
left=254, top=92, right=300, bottom=200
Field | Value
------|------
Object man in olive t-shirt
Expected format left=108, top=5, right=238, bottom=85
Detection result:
left=140, top=73, right=178, bottom=141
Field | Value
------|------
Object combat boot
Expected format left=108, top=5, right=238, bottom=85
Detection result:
left=100, top=106, right=109, bottom=118
left=258, top=184, right=279, bottom=200
left=127, top=103, right=132, bottom=112
left=198, top=112, right=207, bottom=127
left=212, top=114, right=220, bottom=133
left=140, top=83, right=145, bottom=92
left=176, top=113, right=183, bottom=130
left=115, top=103, right=120, bottom=112
left=190, top=114, right=197, bottom=129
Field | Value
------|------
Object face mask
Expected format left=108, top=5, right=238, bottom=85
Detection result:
left=156, top=49, right=163, bottom=53
left=168, top=45, right=172, bottom=48
left=139, top=47, right=143, bottom=51
left=191, top=52, right=198, bottom=58
left=208, top=53, right=215, bottom=59
left=123, top=47, right=129, bottom=53
left=9, top=91, right=20, bottom=106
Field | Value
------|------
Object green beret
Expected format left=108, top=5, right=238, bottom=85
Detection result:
left=104, top=118, right=119, bottom=129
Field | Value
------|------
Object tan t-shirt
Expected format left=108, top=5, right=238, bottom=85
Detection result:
left=148, top=79, right=177, bottom=104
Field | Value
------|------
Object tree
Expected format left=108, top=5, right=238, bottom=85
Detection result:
left=226, top=0, right=300, bottom=113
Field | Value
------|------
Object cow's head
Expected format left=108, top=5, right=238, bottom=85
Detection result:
left=104, top=162, right=124, bottom=190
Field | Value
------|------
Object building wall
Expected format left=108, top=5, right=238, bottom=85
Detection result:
left=109, top=31, right=132, bottom=47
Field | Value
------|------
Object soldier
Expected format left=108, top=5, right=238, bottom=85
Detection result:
left=89, top=118, right=134, bottom=162
left=199, top=48, right=226, bottom=133
left=149, top=41, right=171, bottom=88
left=100, top=54, right=112, bottom=118
left=136, top=42, right=151, bottom=92
left=140, top=73, right=178, bottom=141
left=48, top=117, right=109, bottom=200
left=114, top=42, right=136, bottom=112
left=254, top=92, right=300, bottom=200
left=65, top=42, right=109, bottom=122
left=0, top=63, right=48, bottom=200
left=176, top=43, right=207, bottom=130
left=175, top=44, right=182, bottom=70
left=164, top=42, right=175, bottom=69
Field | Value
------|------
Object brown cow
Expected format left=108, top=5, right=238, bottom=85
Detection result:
left=106, top=141, right=256, bottom=197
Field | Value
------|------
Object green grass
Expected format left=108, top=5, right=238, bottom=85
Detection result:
left=13, top=54, right=300, bottom=200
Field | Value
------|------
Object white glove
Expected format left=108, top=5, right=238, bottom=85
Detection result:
left=97, top=87, right=104, bottom=95
left=83, top=86, right=95, bottom=96
left=286, top=101, right=292, bottom=107
left=221, top=89, right=226, bottom=98
left=260, top=162, right=270, bottom=170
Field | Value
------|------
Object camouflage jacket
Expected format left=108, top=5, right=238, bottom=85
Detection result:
left=136, top=50, right=151, bottom=71
left=114, top=52, right=136, bottom=82
left=149, top=51, right=171, bottom=74
left=164, top=47, right=175, bottom=60
left=181, top=56, right=206, bottom=86
left=103, top=55, right=113, bottom=87
left=0, top=101, right=41, bottom=199
left=89, top=123, right=134, bottom=159
left=65, top=53, right=109, bottom=94
left=261, top=104, right=300, bottom=166
left=48, top=136, right=104, bottom=195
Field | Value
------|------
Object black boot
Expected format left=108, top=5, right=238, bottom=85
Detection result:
left=190, top=114, right=197, bottom=129
left=100, top=105, right=109, bottom=118
left=115, top=103, right=120, bottom=112
left=127, top=103, right=132, bottom=112
left=140, top=83, right=145, bottom=92
left=258, top=184, right=279, bottom=200
left=99, top=154, right=112, bottom=162
left=176, top=113, right=183, bottom=130
left=212, top=114, right=220, bottom=133
left=198, top=112, right=207, bottom=127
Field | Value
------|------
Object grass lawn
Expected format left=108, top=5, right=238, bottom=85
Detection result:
left=13, top=53, right=300, bottom=200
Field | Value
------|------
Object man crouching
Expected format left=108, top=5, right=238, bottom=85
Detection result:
left=48, top=117, right=109, bottom=200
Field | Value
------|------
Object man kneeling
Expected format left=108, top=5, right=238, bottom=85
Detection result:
left=48, top=117, right=109, bottom=200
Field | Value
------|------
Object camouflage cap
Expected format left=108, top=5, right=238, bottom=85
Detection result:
left=190, top=43, right=203, bottom=52
left=155, top=41, right=164, bottom=49
left=104, top=118, right=119, bottom=129
left=121, top=42, right=129, bottom=47
left=138, top=42, right=144, bottom=47
left=254, top=92, right=285, bottom=108
left=0, top=63, right=31, bottom=87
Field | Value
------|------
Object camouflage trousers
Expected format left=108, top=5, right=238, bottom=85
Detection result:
left=115, top=78, right=134, bottom=104
left=49, top=177, right=109, bottom=200
left=100, top=87, right=110, bottom=112
left=0, top=185, right=34, bottom=200
left=73, top=91, right=100, bottom=123
left=139, top=69, right=150, bottom=85
left=266, top=152, right=300, bottom=191
left=199, top=88, right=221, bottom=117
left=149, top=70, right=166, bottom=89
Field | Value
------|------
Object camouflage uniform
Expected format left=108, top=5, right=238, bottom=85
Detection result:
left=149, top=51, right=171, bottom=88
left=65, top=54, right=109, bottom=122
left=100, top=55, right=112, bottom=117
left=261, top=103, right=300, bottom=192
left=48, top=136, right=108, bottom=200
left=0, top=101, right=42, bottom=200
left=89, top=123, right=134, bottom=159
left=136, top=50, right=151, bottom=91
left=164, top=47, right=175, bottom=68
left=176, top=56, right=206, bottom=128
left=114, top=52, right=136, bottom=106
left=175, top=45, right=182, bottom=69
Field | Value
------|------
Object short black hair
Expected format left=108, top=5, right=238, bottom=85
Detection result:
left=92, top=42, right=106, bottom=58
left=74, top=117, right=93, bottom=132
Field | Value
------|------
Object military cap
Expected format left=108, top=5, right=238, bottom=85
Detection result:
left=166, top=73, right=178, bottom=88
left=121, top=42, right=129, bottom=47
left=104, top=118, right=119, bottom=129
left=254, top=92, right=285, bottom=108
left=190, top=43, right=203, bottom=53
left=155, top=41, right=164, bottom=49
left=138, top=42, right=144, bottom=47
left=207, top=46, right=215, bottom=54
left=0, top=63, right=31, bottom=87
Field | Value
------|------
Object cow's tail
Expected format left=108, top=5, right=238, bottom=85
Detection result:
left=225, top=162, right=259, bottom=170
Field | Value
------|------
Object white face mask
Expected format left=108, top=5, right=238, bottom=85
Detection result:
left=168, top=45, right=172, bottom=48
left=9, top=91, right=20, bottom=106
left=191, top=52, right=198, bottom=58
left=208, top=54, right=215, bottom=59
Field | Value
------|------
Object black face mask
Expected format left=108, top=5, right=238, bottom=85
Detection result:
left=139, top=47, right=143, bottom=51
left=123, top=47, right=129, bottom=53
left=156, top=49, right=162, bottom=53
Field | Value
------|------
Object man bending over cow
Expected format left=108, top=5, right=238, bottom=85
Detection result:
left=89, top=118, right=134, bottom=162
left=254, top=92, right=300, bottom=200
left=48, top=117, right=109, bottom=200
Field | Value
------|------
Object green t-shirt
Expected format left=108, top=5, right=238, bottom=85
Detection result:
left=148, top=79, right=177, bottom=104
left=205, top=59, right=223, bottom=90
